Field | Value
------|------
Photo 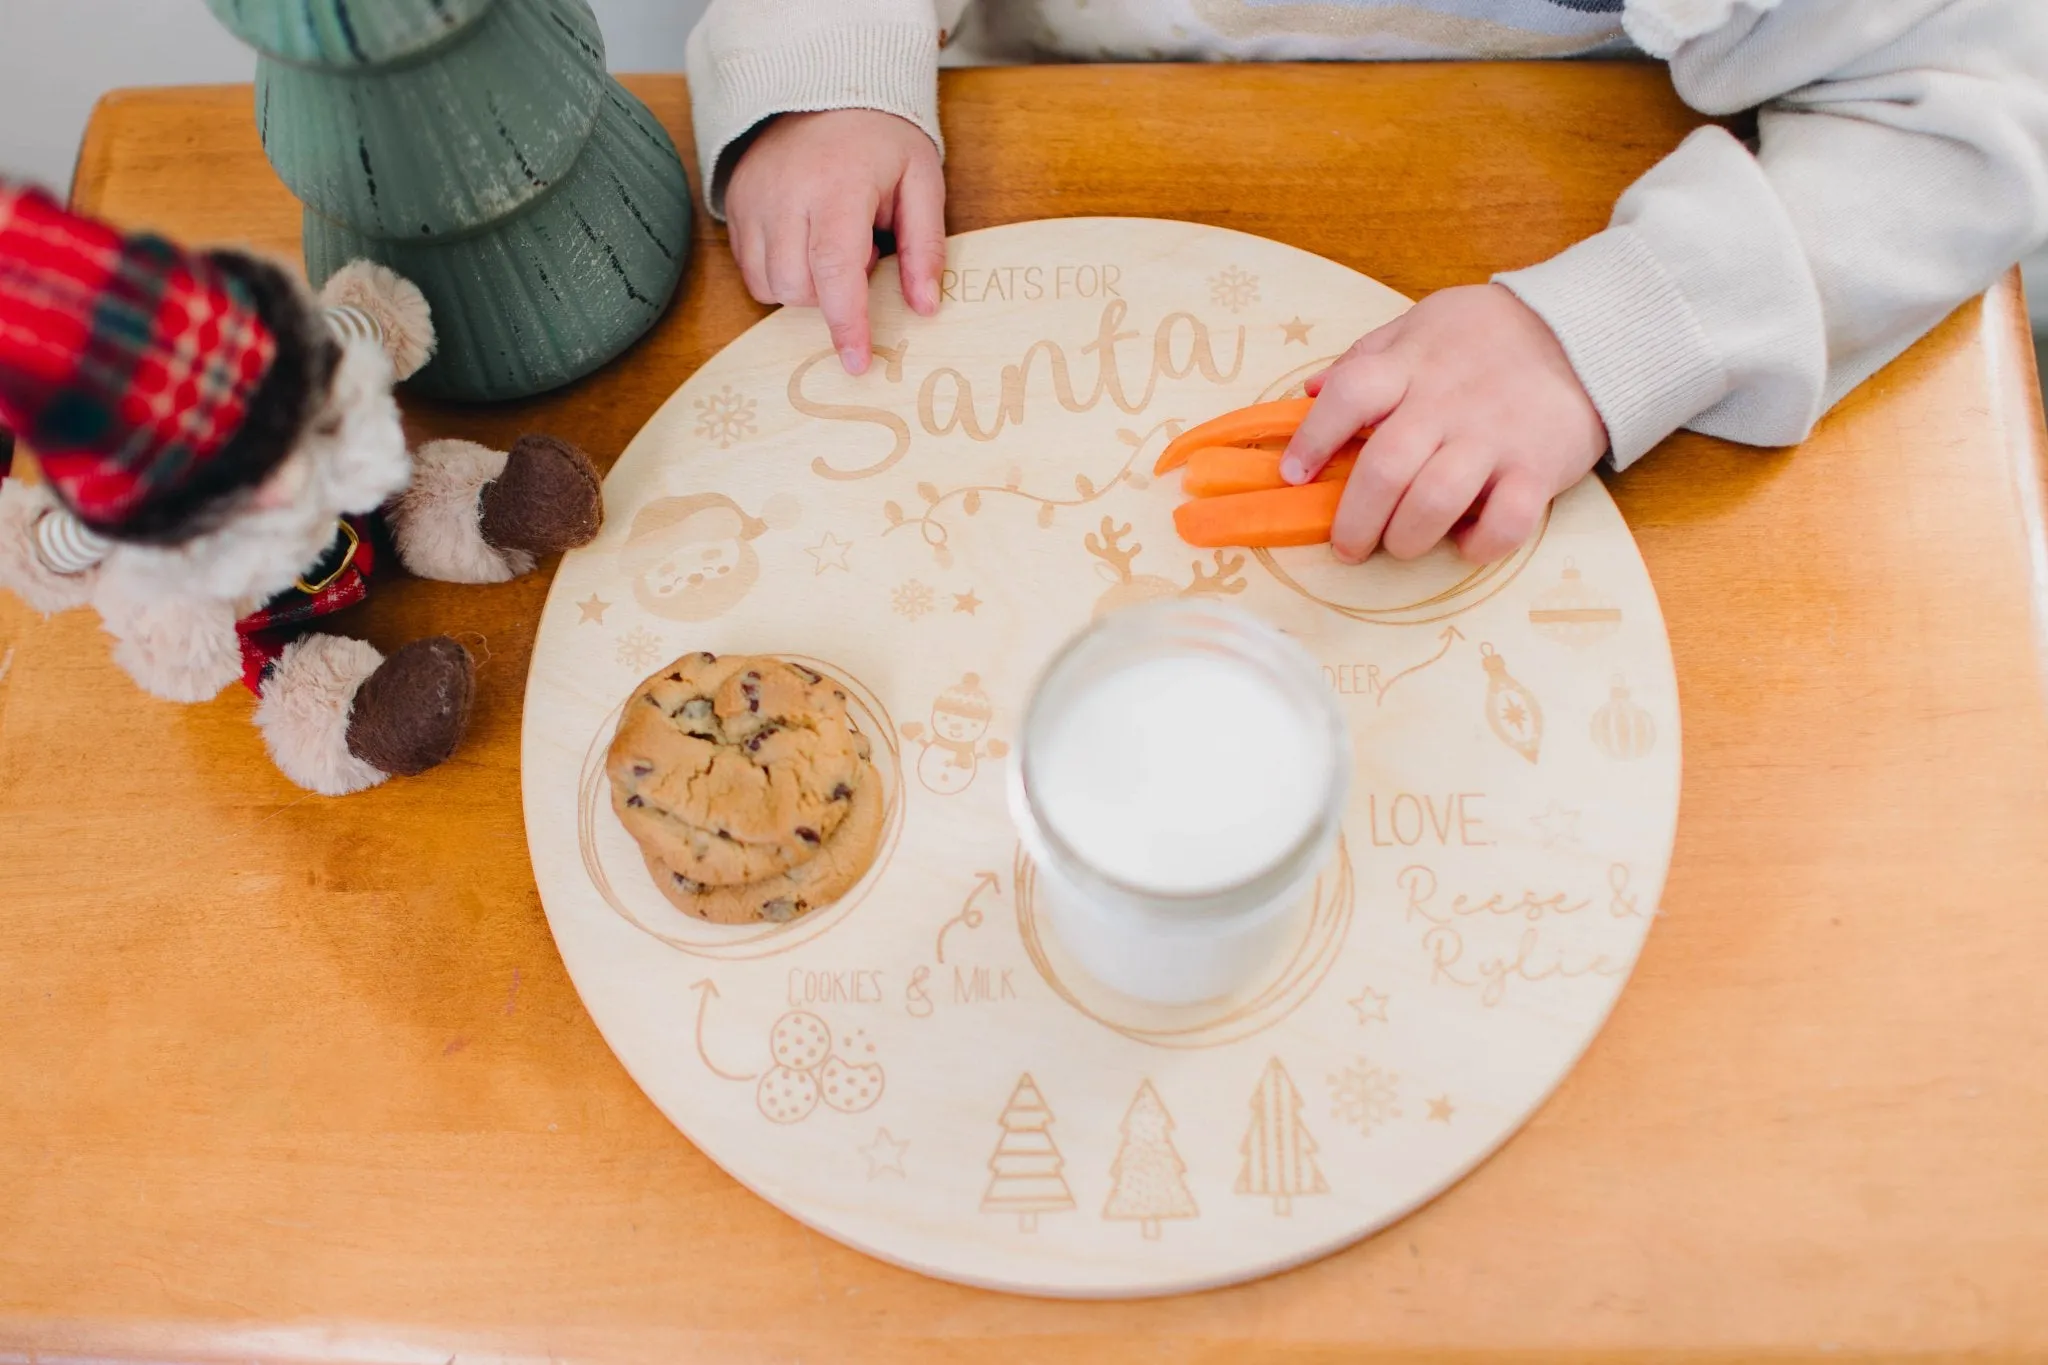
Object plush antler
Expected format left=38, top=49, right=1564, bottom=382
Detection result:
left=1085, top=517, right=1141, bottom=584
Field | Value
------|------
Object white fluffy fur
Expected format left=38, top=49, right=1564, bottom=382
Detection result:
left=0, top=478, right=99, bottom=615
left=97, top=589, right=243, bottom=702
left=254, top=632, right=390, bottom=795
left=319, top=261, right=437, bottom=382
left=101, top=341, right=412, bottom=610
left=389, top=439, right=532, bottom=585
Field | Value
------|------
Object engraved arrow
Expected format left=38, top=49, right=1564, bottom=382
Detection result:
left=1375, top=625, right=1465, bottom=707
left=689, top=979, right=757, bottom=1082
left=936, top=870, right=1001, bottom=965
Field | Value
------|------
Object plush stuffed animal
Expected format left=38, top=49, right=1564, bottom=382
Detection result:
left=0, top=181, right=603, bottom=794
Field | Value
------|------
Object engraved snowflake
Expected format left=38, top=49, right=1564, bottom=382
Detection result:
left=616, top=626, right=664, bottom=669
left=1329, top=1058, right=1402, bottom=1136
left=1209, top=265, right=1260, bottom=314
left=693, top=384, right=758, bottom=448
left=891, top=578, right=936, bottom=620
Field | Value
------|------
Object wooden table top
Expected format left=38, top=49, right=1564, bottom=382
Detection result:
left=2, top=66, right=2045, bottom=1364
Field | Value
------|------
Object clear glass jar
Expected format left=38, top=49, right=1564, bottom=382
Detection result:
left=1008, top=599, right=1350, bottom=1005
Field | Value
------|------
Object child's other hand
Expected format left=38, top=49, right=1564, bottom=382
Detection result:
left=1280, top=284, right=1607, bottom=565
left=724, top=109, right=945, bottom=377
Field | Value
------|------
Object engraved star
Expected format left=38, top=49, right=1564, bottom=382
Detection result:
left=805, top=532, right=854, bottom=575
left=953, top=590, right=982, bottom=615
left=1280, top=316, right=1314, bottom=345
left=861, top=1127, right=909, bottom=1180
left=1348, top=986, right=1389, bottom=1026
left=576, top=594, right=611, bottom=625
left=1427, top=1095, right=1455, bottom=1124
left=1502, top=698, right=1528, bottom=731
left=1531, top=802, right=1582, bottom=850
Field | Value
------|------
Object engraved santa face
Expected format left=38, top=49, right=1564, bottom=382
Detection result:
left=624, top=497, right=760, bottom=622
left=647, top=537, right=741, bottom=597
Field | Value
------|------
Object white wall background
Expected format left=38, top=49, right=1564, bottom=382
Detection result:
left=0, top=0, right=711, bottom=194
left=2, top=0, right=2043, bottom=371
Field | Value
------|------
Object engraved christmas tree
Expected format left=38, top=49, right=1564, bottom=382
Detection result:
left=980, top=1073, right=1076, bottom=1232
left=1235, top=1057, right=1328, bottom=1217
left=1102, top=1080, right=1198, bottom=1240
left=205, top=0, right=690, bottom=402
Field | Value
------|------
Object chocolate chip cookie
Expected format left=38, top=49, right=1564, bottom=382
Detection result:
left=641, top=750, right=886, bottom=924
left=614, top=726, right=872, bottom=886
left=608, top=654, right=865, bottom=880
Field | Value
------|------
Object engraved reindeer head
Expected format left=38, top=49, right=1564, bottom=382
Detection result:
left=1085, top=517, right=1248, bottom=619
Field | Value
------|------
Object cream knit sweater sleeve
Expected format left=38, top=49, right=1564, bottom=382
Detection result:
left=685, top=0, right=2048, bottom=467
left=684, top=0, right=945, bottom=212
left=1497, top=0, right=2048, bottom=465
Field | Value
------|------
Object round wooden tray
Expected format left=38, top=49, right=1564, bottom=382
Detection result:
left=521, top=217, right=1680, bottom=1298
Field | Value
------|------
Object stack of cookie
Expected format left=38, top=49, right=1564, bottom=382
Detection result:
left=607, top=653, right=884, bottom=924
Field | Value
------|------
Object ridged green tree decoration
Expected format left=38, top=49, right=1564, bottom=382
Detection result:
left=207, top=0, right=691, bottom=401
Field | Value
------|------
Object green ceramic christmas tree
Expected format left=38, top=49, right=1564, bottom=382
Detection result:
left=207, top=0, right=691, bottom=401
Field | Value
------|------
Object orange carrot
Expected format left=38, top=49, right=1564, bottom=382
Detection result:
left=1180, top=443, right=1360, bottom=498
left=1155, top=398, right=1315, bottom=473
left=1173, top=480, right=1346, bottom=548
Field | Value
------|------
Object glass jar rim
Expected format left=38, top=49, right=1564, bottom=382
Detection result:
left=1010, top=599, right=1350, bottom=920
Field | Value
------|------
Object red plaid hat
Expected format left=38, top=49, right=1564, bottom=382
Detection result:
left=0, top=181, right=328, bottom=540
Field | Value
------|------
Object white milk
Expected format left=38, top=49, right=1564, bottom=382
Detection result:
left=1011, top=602, right=1349, bottom=1006
left=1031, top=654, right=1329, bottom=895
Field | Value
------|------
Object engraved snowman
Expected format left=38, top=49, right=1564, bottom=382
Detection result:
left=901, top=673, right=1008, bottom=796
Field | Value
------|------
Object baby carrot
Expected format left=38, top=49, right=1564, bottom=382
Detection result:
left=1180, top=443, right=1360, bottom=498
left=1154, top=398, right=1315, bottom=473
left=1173, top=480, right=1346, bottom=548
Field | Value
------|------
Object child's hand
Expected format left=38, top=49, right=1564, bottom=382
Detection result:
left=724, top=109, right=945, bottom=377
left=1280, top=284, right=1608, bottom=565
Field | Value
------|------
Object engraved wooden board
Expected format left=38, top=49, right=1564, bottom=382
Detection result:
left=521, top=217, right=1680, bottom=1298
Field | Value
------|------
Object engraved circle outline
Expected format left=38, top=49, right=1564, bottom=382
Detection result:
left=576, top=655, right=905, bottom=960
left=1245, top=358, right=1548, bottom=624
left=1012, top=836, right=1355, bottom=1050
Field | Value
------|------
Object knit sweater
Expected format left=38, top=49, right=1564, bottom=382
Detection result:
left=685, top=0, right=2048, bottom=467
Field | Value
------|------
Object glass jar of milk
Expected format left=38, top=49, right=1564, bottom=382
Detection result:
left=1009, top=600, right=1349, bottom=1006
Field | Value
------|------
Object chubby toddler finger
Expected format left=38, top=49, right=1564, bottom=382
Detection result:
left=1283, top=353, right=1407, bottom=484
left=765, top=216, right=816, bottom=306
left=1382, top=441, right=1494, bottom=561
left=893, top=157, right=947, bottom=317
left=1301, top=322, right=1400, bottom=398
left=809, top=201, right=878, bottom=374
left=1453, top=469, right=1550, bottom=564
left=733, top=223, right=774, bottom=306
left=1330, top=409, right=1440, bottom=565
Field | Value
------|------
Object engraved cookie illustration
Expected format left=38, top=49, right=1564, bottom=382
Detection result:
left=753, top=1012, right=886, bottom=1124
left=622, top=491, right=798, bottom=623
left=819, top=1028, right=885, bottom=1113
left=901, top=673, right=1008, bottom=796
left=757, top=1065, right=822, bottom=1124
left=770, top=1011, right=832, bottom=1070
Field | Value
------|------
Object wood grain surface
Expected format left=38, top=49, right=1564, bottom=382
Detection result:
left=1, top=65, right=2045, bottom=1363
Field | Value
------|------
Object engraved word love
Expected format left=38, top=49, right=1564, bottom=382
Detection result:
left=787, top=299, right=1246, bottom=480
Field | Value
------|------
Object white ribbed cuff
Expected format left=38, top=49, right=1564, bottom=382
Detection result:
left=694, top=23, right=942, bottom=219
left=1495, top=226, right=1727, bottom=470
